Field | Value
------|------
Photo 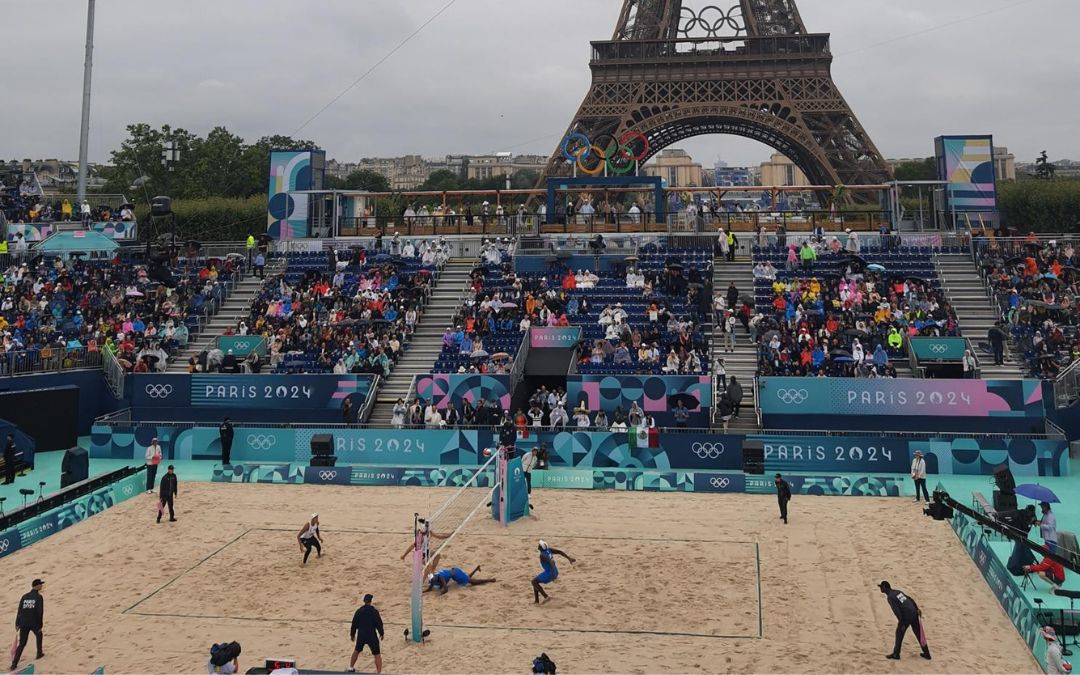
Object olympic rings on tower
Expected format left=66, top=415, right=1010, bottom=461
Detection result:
left=561, top=131, right=651, bottom=175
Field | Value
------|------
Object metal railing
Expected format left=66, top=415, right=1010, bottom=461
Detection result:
left=332, top=210, right=892, bottom=238
left=753, top=376, right=762, bottom=428
left=1053, top=359, right=1080, bottom=408
left=0, top=346, right=103, bottom=378
left=356, top=374, right=382, bottom=424
left=102, top=350, right=126, bottom=398
left=510, top=333, right=530, bottom=394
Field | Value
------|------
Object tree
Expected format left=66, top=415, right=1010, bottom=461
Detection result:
left=181, top=126, right=248, bottom=199
left=237, top=134, right=320, bottom=198
left=893, top=157, right=937, bottom=182
left=327, top=169, right=390, bottom=192
left=99, top=123, right=197, bottom=200
left=1035, top=151, right=1057, bottom=180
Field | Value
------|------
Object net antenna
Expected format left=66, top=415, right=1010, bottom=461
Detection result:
left=410, top=451, right=501, bottom=642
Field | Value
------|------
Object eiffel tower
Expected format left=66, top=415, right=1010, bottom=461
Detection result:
left=539, top=0, right=892, bottom=192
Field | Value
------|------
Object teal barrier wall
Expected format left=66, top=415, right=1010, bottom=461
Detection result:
left=950, top=509, right=1044, bottom=671
left=216, top=335, right=267, bottom=358
left=0, top=471, right=145, bottom=560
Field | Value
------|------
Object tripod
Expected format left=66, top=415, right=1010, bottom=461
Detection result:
left=1053, top=589, right=1080, bottom=657
left=1020, top=573, right=1035, bottom=591
left=36, top=481, right=45, bottom=503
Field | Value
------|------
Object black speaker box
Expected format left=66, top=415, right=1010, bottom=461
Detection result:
left=993, top=463, right=1016, bottom=494
left=310, top=434, right=333, bottom=457
left=61, top=447, right=89, bottom=488
left=993, top=489, right=1018, bottom=512
left=150, top=195, right=172, bottom=216
left=742, top=441, right=765, bottom=475
left=310, top=455, right=337, bottom=467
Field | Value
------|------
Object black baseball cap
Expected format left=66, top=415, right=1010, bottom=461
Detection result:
left=31, top=579, right=44, bottom=588
left=363, top=593, right=374, bottom=603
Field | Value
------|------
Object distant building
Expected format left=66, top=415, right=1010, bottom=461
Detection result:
left=758, top=153, right=809, bottom=187
left=994, top=146, right=1016, bottom=182
left=465, top=154, right=546, bottom=181
left=715, top=165, right=754, bottom=187
left=642, top=149, right=704, bottom=187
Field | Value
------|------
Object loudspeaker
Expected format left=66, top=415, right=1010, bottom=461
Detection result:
left=993, top=489, right=1018, bottom=512
left=60, top=447, right=89, bottom=488
left=742, top=441, right=765, bottom=475
left=310, top=434, right=333, bottom=457
left=310, top=455, right=337, bottom=467
left=150, top=196, right=172, bottom=217
left=993, top=464, right=1016, bottom=495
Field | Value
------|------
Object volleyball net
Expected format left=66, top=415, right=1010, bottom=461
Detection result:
left=410, top=451, right=500, bottom=642
left=408, top=447, right=530, bottom=641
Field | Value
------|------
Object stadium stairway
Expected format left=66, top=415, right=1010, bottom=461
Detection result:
left=165, top=258, right=285, bottom=373
left=366, top=259, right=474, bottom=425
left=711, top=255, right=761, bottom=432
left=935, top=254, right=1024, bottom=379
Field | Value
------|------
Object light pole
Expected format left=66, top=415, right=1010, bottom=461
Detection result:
left=76, top=0, right=96, bottom=204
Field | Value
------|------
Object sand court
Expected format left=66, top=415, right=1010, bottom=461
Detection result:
left=0, top=482, right=1041, bottom=673
left=127, top=528, right=760, bottom=640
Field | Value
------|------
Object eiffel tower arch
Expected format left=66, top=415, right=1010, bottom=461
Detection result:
left=539, top=0, right=893, bottom=194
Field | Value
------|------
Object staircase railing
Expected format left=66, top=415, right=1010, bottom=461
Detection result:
left=753, top=375, right=762, bottom=428
left=357, top=374, right=382, bottom=424
left=102, top=350, right=125, bottom=399
left=1053, top=359, right=1080, bottom=408
left=510, top=331, right=530, bottom=394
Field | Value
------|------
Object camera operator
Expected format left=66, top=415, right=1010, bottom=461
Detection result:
left=1024, top=555, right=1066, bottom=592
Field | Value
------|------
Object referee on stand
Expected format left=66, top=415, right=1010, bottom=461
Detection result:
left=348, top=593, right=384, bottom=674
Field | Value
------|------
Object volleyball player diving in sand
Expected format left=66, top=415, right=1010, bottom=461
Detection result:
left=421, top=553, right=496, bottom=595
left=532, top=539, right=575, bottom=604
left=399, top=530, right=450, bottom=562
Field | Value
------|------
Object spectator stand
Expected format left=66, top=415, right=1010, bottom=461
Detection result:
left=235, top=244, right=443, bottom=427
left=748, top=240, right=960, bottom=378
left=0, top=238, right=249, bottom=396
left=971, top=233, right=1080, bottom=379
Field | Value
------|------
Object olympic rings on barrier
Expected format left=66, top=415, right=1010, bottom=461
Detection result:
left=561, top=131, right=651, bottom=174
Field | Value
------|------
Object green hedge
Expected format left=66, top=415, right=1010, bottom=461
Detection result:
left=135, top=195, right=267, bottom=241
left=998, top=180, right=1080, bottom=232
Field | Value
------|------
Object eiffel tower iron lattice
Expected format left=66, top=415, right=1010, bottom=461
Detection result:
left=539, top=0, right=892, bottom=195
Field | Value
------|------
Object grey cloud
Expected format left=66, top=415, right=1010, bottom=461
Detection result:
left=2, top=0, right=1077, bottom=167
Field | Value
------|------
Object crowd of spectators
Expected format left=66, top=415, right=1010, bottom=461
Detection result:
left=225, top=243, right=443, bottom=376
left=978, top=234, right=1080, bottom=378
left=740, top=240, right=959, bottom=377
left=1, top=253, right=233, bottom=374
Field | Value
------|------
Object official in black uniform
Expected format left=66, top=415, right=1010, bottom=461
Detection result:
left=879, top=580, right=931, bottom=660
left=158, top=465, right=178, bottom=523
left=775, top=473, right=792, bottom=524
left=219, top=418, right=234, bottom=465
left=3, top=434, right=19, bottom=485
left=349, top=593, right=384, bottom=673
left=9, top=578, right=44, bottom=670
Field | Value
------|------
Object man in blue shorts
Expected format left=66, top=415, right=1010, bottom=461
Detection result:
left=532, top=539, right=575, bottom=604
left=423, top=554, right=496, bottom=595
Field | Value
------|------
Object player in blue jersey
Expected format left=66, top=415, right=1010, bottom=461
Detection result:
left=532, top=539, right=576, bottom=604
left=422, top=553, right=496, bottom=595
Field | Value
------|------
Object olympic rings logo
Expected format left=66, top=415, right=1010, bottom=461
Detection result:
left=0, top=539, right=10, bottom=553
left=318, top=470, right=338, bottom=480
left=247, top=434, right=277, bottom=450
left=709, top=476, right=731, bottom=489
left=232, top=341, right=252, bottom=351
left=776, top=389, right=809, bottom=405
left=561, top=131, right=651, bottom=176
left=122, top=484, right=134, bottom=496
left=692, top=442, right=725, bottom=459
left=144, top=384, right=174, bottom=399
left=928, top=344, right=949, bottom=354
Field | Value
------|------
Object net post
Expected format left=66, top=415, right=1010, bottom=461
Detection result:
left=409, top=513, right=427, bottom=643
left=498, top=445, right=509, bottom=528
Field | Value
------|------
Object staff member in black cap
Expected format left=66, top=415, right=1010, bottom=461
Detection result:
left=879, top=580, right=931, bottom=661
left=775, top=473, right=792, bottom=524
left=219, top=417, right=234, bottom=466
left=348, top=593, right=384, bottom=673
left=4, top=434, right=20, bottom=486
left=9, top=578, right=44, bottom=671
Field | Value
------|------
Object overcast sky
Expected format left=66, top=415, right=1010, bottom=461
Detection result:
left=3, top=0, right=1078, bottom=168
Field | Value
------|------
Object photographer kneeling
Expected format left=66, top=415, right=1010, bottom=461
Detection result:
left=1024, top=555, right=1066, bottom=592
